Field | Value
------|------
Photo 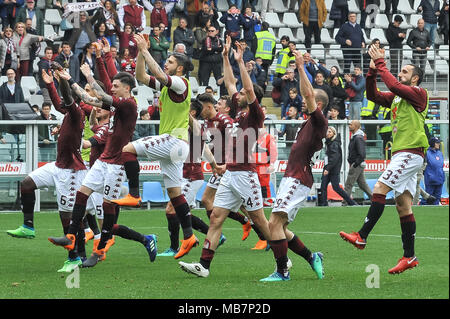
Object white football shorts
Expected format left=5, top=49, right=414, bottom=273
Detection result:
left=81, top=160, right=126, bottom=201
left=29, top=162, right=87, bottom=212
left=181, top=178, right=204, bottom=209
left=213, top=170, right=263, bottom=212
left=272, top=177, right=311, bottom=223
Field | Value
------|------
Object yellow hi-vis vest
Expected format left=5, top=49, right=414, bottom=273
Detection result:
left=255, top=30, right=276, bottom=61
left=275, top=47, right=294, bottom=75
left=377, top=106, right=392, bottom=134
left=361, top=90, right=376, bottom=117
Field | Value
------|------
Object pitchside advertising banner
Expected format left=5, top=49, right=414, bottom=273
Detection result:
left=1, top=160, right=449, bottom=176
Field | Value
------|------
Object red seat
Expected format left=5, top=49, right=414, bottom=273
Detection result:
left=327, top=184, right=344, bottom=201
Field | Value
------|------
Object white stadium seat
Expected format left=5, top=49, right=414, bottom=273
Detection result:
left=282, top=12, right=302, bottom=28
left=436, top=60, right=449, bottom=75
left=272, top=0, right=289, bottom=13
left=438, top=45, right=449, bottom=60
left=264, top=12, right=285, bottom=28
left=20, top=76, right=39, bottom=94
left=320, top=28, right=334, bottom=44
left=374, top=14, right=390, bottom=29
left=45, top=9, right=62, bottom=26
left=278, top=28, right=298, bottom=43
left=409, top=14, right=422, bottom=28
left=370, top=28, right=388, bottom=44
left=310, top=44, right=325, bottom=60
left=329, top=44, right=344, bottom=60
left=398, top=1, right=416, bottom=14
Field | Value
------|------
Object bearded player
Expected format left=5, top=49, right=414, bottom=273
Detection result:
left=340, top=46, right=429, bottom=274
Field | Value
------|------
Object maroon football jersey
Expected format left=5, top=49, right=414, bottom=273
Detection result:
left=226, top=99, right=265, bottom=172
left=99, top=96, right=137, bottom=165
left=89, top=123, right=109, bottom=167
left=205, top=112, right=233, bottom=165
left=183, top=126, right=204, bottom=181
left=284, top=108, right=328, bottom=188
left=55, top=101, right=86, bottom=171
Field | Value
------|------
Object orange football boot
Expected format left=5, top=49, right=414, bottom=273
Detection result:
left=388, top=256, right=419, bottom=274
left=242, top=221, right=252, bottom=241
left=174, top=234, right=199, bottom=259
left=339, top=231, right=367, bottom=250
left=48, top=234, right=76, bottom=251
left=251, top=239, right=268, bottom=250
left=111, top=194, right=142, bottom=207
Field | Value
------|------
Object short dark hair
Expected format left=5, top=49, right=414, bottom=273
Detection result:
left=354, top=65, right=362, bottom=71
left=394, top=15, right=404, bottom=23
left=190, top=98, right=203, bottom=118
left=253, top=84, right=264, bottom=104
left=197, top=92, right=216, bottom=105
left=113, top=72, right=136, bottom=91
left=42, top=102, right=52, bottom=109
left=61, top=41, right=71, bottom=48
left=205, top=85, right=213, bottom=91
left=171, top=52, right=194, bottom=75
left=288, top=41, right=296, bottom=46
left=44, top=46, right=53, bottom=53
left=261, top=22, right=269, bottom=31
left=330, top=105, right=340, bottom=112
left=280, top=35, right=290, bottom=42
left=408, top=64, right=424, bottom=85
left=140, top=110, right=149, bottom=118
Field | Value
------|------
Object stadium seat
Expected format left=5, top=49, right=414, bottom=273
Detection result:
left=189, top=77, right=199, bottom=93
left=436, top=60, right=449, bottom=75
left=278, top=28, right=298, bottom=43
left=20, top=76, right=39, bottom=94
left=369, top=28, right=388, bottom=44
left=23, top=87, right=31, bottom=102
left=310, top=44, right=325, bottom=60
left=208, top=77, right=218, bottom=91
left=364, top=179, right=394, bottom=200
left=29, top=94, right=44, bottom=107
left=44, top=24, right=55, bottom=39
left=282, top=12, right=302, bottom=28
left=438, top=45, right=449, bottom=60
left=296, top=28, right=306, bottom=43
left=36, top=0, right=46, bottom=9
left=398, top=1, right=415, bottom=14
left=269, top=180, right=276, bottom=198
left=45, top=9, right=62, bottom=26
left=320, top=28, right=334, bottom=44
left=38, top=41, right=48, bottom=58
left=325, top=59, right=341, bottom=70
left=374, top=14, right=390, bottom=29
left=264, top=12, right=285, bottom=28
left=327, top=184, right=344, bottom=201
left=0, top=75, right=7, bottom=85
left=33, top=59, right=39, bottom=74
left=272, top=0, right=289, bottom=13
left=348, top=0, right=360, bottom=13
left=333, top=28, right=340, bottom=39
left=329, top=44, right=344, bottom=60
left=137, top=85, right=154, bottom=102
left=403, top=45, right=413, bottom=60
left=409, top=14, right=422, bottom=28
left=379, top=0, right=386, bottom=12
left=217, top=0, right=229, bottom=12
left=142, top=26, right=152, bottom=35
left=142, top=182, right=170, bottom=209
left=425, top=60, right=434, bottom=75
left=195, top=181, right=208, bottom=202
left=217, top=12, right=225, bottom=28
left=325, top=0, right=333, bottom=11
left=323, top=15, right=334, bottom=29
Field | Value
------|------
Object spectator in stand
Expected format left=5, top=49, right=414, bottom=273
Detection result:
left=319, top=126, right=358, bottom=206
left=422, top=137, right=445, bottom=205
left=78, top=43, right=98, bottom=88
left=195, top=1, right=219, bottom=30
left=438, top=0, right=450, bottom=45
left=198, top=25, right=222, bottom=86
left=438, top=0, right=449, bottom=44
left=272, top=67, right=300, bottom=119
left=278, top=105, right=301, bottom=145
left=15, top=0, right=43, bottom=36
left=254, top=56, right=267, bottom=91
left=240, top=5, right=260, bottom=51
left=344, top=65, right=365, bottom=120
left=357, top=0, right=379, bottom=32
left=327, top=65, right=345, bottom=87
left=284, top=87, right=302, bottom=117
left=94, top=22, right=114, bottom=46
left=220, top=4, right=242, bottom=44
left=54, top=41, right=80, bottom=83
left=0, top=27, right=18, bottom=75
left=300, top=52, right=315, bottom=84
left=329, top=74, right=347, bottom=119
left=149, top=25, right=170, bottom=69
left=133, top=110, right=155, bottom=140
left=12, top=21, right=44, bottom=80
left=387, top=15, right=407, bottom=75
left=204, top=85, right=214, bottom=95
left=417, top=0, right=441, bottom=46
left=363, top=38, right=380, bottom=73
left=0, top=68, right=24, bottom=102
left=68, top=11, right=97, bottom=57
left=91, top=0, right=119, bottom=47
left=24, top=17, right=39, bottom=76
left=119, top=47, right=136, bottom=76
left=385, top=0, right=399, bottom=21
left=186, top=0, right=203, bottom=29
left=142, top=0, right=170, bottom=28
left=118, top=0, right=145, bottom=32
left=343, top=120, right=372, bottom=203
left=407, top=18, right=431, bottom=72
left=274, top=35, right=292, bottom=77
left=260, top=0, right=274, bottom=21
left=329, top=0, right=349, bottom=29
left=173, top=17, right=195, bottom=58
left=110, top=45, right=121, bottom=70
left=118, top=22, right=138, bottom=59
left=252, top=22, right=276, bottom=80
left=299, top=0, right=327, bottom=51
left=194, top=16, right=209, bottom=59
left=335, top=12, right=366, bottom=74
left=328, top=105, right=341, bottom=120
left=313, top=71, right=333, bottom=116
left=37, top=102, right=57, bottom=148
left=37, top=46, right=54, bottom=104
left=0, top=0, right=24, bottom=30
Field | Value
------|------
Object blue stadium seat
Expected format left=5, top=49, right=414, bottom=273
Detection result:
left=142, top=182, right=169, bottom=208
left=270, top=180, right=276, bottom=198
left=195, top=181, right=208, bottom=202
left=364, top=179, right=394, bottom=200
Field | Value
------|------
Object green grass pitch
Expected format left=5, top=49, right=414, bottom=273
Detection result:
left=0, top=206, right=448, bottom=299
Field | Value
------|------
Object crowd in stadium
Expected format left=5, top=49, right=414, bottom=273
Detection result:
left=1, top=0, right=447, bottom=279
left=0, top=0, right=448, bottom=124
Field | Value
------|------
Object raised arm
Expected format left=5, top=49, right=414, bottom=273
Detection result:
left=80, top=63, right=113, bottom=107
left=42, top=69, right=66, bottom=114
left=223, top=35, right=237, bottom=96
left=293, top=50, right=317, bottom=114
left=134, top=33, right=168, bottom=86
left=100, top=38, right=118, bottom=82
left=234, top=41, right=256, bottom=104
left=57, top=69, right=103, bottom=107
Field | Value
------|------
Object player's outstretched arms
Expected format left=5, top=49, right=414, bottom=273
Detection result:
left=135, top=33, right=168, bottom=86
left=223, top=35, right=237, bottom=96
left=80, top=63, right=113, bottom=106
left=294, top=50, right=316, bottom=114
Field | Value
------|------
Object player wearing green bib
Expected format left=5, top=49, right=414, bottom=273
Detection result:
left=340, top=45, right=428, bottom=275
left=114, top=34, right=199, bottom=260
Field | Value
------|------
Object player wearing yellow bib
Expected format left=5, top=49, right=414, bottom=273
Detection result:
left=340, top=46, right=429, bottom=275
left=114, top=34, right=198, bottom=260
